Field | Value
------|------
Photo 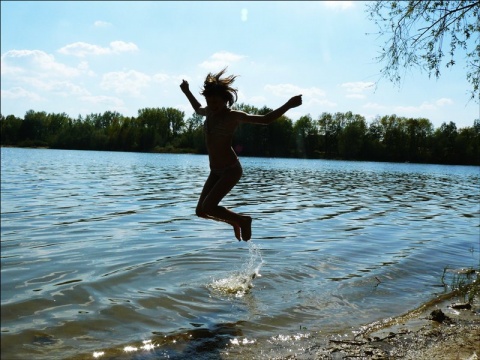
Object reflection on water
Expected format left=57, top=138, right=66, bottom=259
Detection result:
left=1, top=148, right=479, bottom=359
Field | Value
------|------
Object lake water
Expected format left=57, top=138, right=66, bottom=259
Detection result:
left=1, top=147, right=479, bottom=359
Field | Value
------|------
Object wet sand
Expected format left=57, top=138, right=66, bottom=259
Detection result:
left=311, top=291, right=480, bottom=360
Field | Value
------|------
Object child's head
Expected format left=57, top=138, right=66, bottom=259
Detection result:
left=201, top=67, right=238, bottom=107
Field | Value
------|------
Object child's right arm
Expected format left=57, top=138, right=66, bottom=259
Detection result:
left=234, top=95, right=302, bottom=125
left=180, top=80, right=206, bottom=116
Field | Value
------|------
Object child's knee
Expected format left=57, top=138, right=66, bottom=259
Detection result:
left=196, top=204, right=208, bottom=218
left=198, top=200, right=216, bottom=215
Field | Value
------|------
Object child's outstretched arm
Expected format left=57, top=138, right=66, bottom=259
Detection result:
left=180, top=80, right=206, bottom=115
left=236, top=95, right=302, bottom=125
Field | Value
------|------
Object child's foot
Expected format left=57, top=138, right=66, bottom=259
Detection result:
left=240, top=216, right=252, bottom=241
left=233, top=224, right=241, bottom=241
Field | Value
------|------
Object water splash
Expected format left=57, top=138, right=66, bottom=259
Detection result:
left=208, top=242, right=264, bottom=297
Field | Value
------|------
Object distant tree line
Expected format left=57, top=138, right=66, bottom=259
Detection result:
left=1, top=104, right=479, bottom=165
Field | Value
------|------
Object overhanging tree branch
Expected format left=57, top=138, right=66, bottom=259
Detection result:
left=366, top=0, right=480, bottom=101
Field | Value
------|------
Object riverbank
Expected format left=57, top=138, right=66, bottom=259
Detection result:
left=307, top=290, right=479, bottom=359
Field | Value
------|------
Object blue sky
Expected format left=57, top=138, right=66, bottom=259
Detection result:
left=1, top=1, right=478, bottom=129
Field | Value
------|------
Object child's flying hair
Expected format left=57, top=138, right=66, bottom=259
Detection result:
left=201, top=67, right=239, bottom=107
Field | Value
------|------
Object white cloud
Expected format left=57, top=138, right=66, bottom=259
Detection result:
left=1, top=87, right=44, bottom=101
left=58, top=41, right=138, bottom=57
left=152, top=73, right=170, bottom=83
left=100, top=70, right=150, bottom=96
left=264, top=83, right=326, bottom=98
left=0, top=61, right=23, bottom=76
left=341, top=81, right=375, bottom=93
left=94, top=20, right=112, bottom=27
left=77, top=61, right=96, bottom=76
left=341, top=81, right=375, bottom=100
left=307, top=97, right=337, bottom=108
left=169, top=74, right=187, bottom=85
left=264, top=84, right=335, bottom=111
left=394, top=102, right=437, bottom=114
left=110, top=41, right=138, bottom=53
left=48, top=81, right=90, bottom=97
left=363, top=98, right=452, bottom=118
left=2, top=49, right=81, bottom=78
left=436, top=98, right=454, bottom=106
left=20, top=77, right=90, bottom=97
left=199, top=51, right=246, bottom=71
left=58, top=42, right=110, bottom=57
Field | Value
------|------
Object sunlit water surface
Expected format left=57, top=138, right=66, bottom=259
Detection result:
left=1, top=148, right=479, bottom=359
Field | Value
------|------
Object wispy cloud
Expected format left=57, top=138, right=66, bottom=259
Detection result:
left=435, top=98, right=454, bottom=106
left=79, top=95, right=127, bottom=115
left=265, top=83, right=336, bottom=109
left=199, top=51, right=246, bottom=71
left=94, top=20, right=112, bottom=28
left=363, top=98, right=454, bottom=118
left=1, top=87, right=44, bottom=101
left=152, top=73, right=170, bottom=83
left=100, top=70, right=150, bottom=97
left=265, top=83, right=326, bottom=98
left=81, top=95, right=124, bottom=107
left=25, top=78, right=90, bottom=97
left=2, top=50, right=82, bottom=77
left=340, top=81, right=375, bottom=99
left=308, top=97, right=337, bottom=108
left=58, top=41, right=138, bottom=57
left=110, top=41, right=138, bottom=53
left=395, top=98, right=455, bottom=115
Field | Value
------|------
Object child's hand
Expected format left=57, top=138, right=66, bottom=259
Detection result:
left=287, top=95, right=302, bottom=109
left=180, top=80, right=190, bottom=93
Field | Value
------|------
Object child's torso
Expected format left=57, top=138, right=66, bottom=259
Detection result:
left=204, top=110, right=239, bottom=167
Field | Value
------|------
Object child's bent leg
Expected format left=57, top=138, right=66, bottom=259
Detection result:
left=196, top=171, right=242, bottom=241
left=200, top=164, right=252, bottom=240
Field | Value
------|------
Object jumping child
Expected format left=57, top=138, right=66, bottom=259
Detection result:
left=180, top=68, right=302, bottom=241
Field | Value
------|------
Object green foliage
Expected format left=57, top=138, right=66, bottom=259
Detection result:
left=1, top=107, right=479, bottom=165
left=366, top=1, right=480, bottom=101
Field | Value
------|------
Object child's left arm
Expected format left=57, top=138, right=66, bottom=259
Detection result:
left=236, top=95, right=302, bottom=125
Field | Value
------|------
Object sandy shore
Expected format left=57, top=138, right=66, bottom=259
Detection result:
left=309, top=291, right=479, bottom=360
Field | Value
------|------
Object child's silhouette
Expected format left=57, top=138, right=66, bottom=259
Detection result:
left=180, top=68, right=302, bottom=241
